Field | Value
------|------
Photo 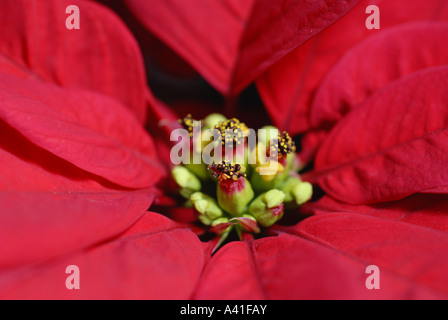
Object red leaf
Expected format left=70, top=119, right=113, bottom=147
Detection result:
left=0, top=212, right=204, bottom=299
left=193, top=231, right=443, bottom=299
left=303, top=194, right=448, bottom=233
left=311, top=22, right=448, bottom=128
left=0, top=73, right=164, bottom=189
left=256, top=0, right=448, bottom=135
left=0, top=54, right=33, bottom=79
left=311, top=66, right=448, bottom=204
left=0, top=120, right=101, bottom=191
left=297, top=128, right=328, bottom=166
left=0, top=191, right=154, bottom=270
left=124, top=0, right=359, bottom=95
left=0, top=0, right=148, bottom=122
left=0, top=115, right=160, bottom=269
left=294, top=213, right=448, bottom=298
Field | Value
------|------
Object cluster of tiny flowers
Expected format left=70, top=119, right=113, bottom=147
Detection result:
left=171, top=113, right=313, bottom=247
left=270, top=131, right=296, bottom=161
left=178, top=113, right=202, bottom=138
left=214, top=118, right=248, bottom=146
left=208, top=161, right=246, bottom=181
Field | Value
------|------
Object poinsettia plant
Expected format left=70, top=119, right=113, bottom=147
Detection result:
left=1, top=0, right=448, bottom=300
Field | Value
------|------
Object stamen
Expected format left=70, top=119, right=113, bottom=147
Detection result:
left=270, top=131, right=296, bottom=161
left=208, top=160, right=246, bottom=182
left=214, top=118, right=248, bottom=146
left=178, top=114, right=201, bottom=138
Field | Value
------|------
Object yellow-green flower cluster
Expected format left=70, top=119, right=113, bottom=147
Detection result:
left=171, top=113, right=313, bottom=242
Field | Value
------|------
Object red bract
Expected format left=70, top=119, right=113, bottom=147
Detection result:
left=310, top=22, right=448, bottom=128
left=195, top=223, right=448, bottom=299
left=256, top=0, right=448, bottom=136
left=303, top=193, right=448, bottom=233
left=0, top=74, right=161, bottom=188
left=1, top=0, right=448, bottom=300
left=311, top=66, right=448, bottom=204
left=0, top=0, right=178, bottom=298
left=1, top=211, right=204, bottom=299
left=124, top=0, right=360, bottom=95
left=0, top=0, right=149, bottom=123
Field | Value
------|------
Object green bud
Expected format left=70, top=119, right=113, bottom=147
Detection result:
left=280, top=176, right=313, bottom=206
left=263, top=189, right=286, bottom=208
left=217, top=177, right=254, bottom=216
left=292, top=181, right=313, bottom=205
left=279, top=176, right=300, bottom=203
left=248, top=189, right=285, bottom=227
left=249, top=144, right=296, bottom=194
left=203, top=113, right=227, bottom=129
left=211, top=217, right=230, bottom=227
left=184, top=163, right=209, bottom=181
left=172, top=166, right=201, bottom=198
left=190, top=192, right=223, bottom=225
left=250, top=160, right=285, bottom=194
left=241, top=213, right=257, bottom=220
